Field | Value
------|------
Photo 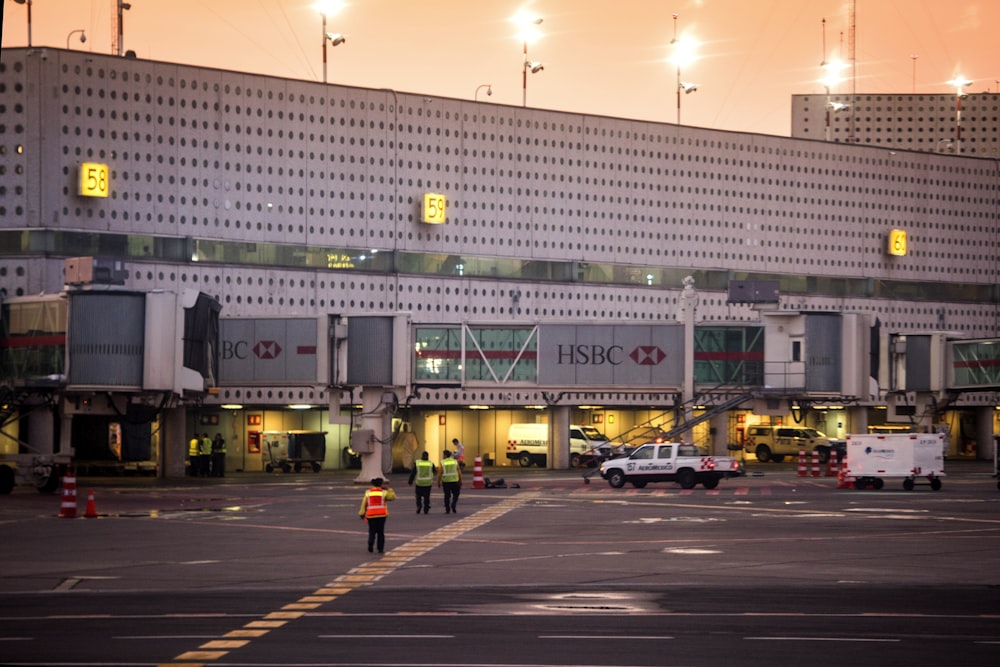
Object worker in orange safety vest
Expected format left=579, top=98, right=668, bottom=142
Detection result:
left=359, top=477, right=396, bottom=553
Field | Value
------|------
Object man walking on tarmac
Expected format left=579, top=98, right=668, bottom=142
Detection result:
left=359, top=478, right=396, bottom=553
left=408, top=452, right=436, bottom=513
left=437, top=450, right=462, bottom=514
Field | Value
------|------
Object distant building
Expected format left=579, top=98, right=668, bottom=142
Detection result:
left=791, top=92, right=1000, bottom=156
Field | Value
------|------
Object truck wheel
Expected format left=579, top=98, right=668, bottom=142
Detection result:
left=517, top=452, right=533, bottom=468
left=701, top=476, right=720, bottom=489
left=570, top=453, right=582, bottom=469
left=816, top=447, right=830, bottom=464
left=930, top=478, right=942, bottom=491
left=902, top=478, right=914, bottom=491
left=0, top=465, right=14, bottom=494
left=631, top=481, right=648, bottom=489
left=771, top=454, right=785, bottom=463
left=677, top=468, right=697, bottom=489
left=854, top=478, right=867, bottom=490
left=606, top=469, right=627, bottom=489
left=755, top=444, right=772, bottom=463
left=36, top=467, right=61, bottom=494
left=873, top=478, right=884, bottom=490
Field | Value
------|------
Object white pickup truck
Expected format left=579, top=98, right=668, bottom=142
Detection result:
left=599, top=441, right=743, bottom=489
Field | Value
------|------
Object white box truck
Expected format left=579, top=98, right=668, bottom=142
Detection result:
left=845, top=432, right=945, bottom=491
left=506, top=423, right=611, bottom=468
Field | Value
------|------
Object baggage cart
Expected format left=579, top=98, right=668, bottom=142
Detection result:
left=261, top=431, right=326, bottom=473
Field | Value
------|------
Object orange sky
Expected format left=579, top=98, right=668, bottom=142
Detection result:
left=2, top=1, right=997, bottom=136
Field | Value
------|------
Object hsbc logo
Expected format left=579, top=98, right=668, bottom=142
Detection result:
left=253, top=340, right=283, bottom=360
left=630, top=345, right=666, bottom=366
left=556, top=344, right=667, bottom=366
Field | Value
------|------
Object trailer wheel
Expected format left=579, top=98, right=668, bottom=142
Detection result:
left=281, top=463, right=292, bottom=474
left=701, top=476, right=720, bottom=490
left=311, top=462, right=322, bottom=473
left=37, top=467, right=61, bottom=494
left=606, top=469, right=626, bottom=489
left=294, top=462, right=303, bottom=473
left=0, top=465, right=14, bottom=494
left=902, top=478, right=915, bottom=491
left=854, top=478, right=867, bottom=490
left=873, top=477, right=884, bottom=490
left=517, top=452, right=533, bottom=468
left=930, top=478, right=942, bottom=491
left=677, top=468, right=697, bottom=489
left=265, top=463, right=274, bottom=473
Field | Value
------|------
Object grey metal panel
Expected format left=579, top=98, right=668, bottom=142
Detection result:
left=805, top=314, right=842, bottom=392
left=347, top=317, right=393, bottom=386
left=538, top=324, right=683, bottom=388
left=905, top=335, right=932, bottom=391
left=68, top=292, right=145, bottom=387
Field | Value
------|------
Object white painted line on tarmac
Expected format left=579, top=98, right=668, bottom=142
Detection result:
left=746, top=636, right=900, bottom=643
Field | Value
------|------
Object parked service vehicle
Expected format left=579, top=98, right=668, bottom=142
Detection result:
left=599, top=441, right=742, bottom=489
left=845, top=432, right=945, bottom=491
left=0, top=453, right=69, bottom=494
left=744, top=425, right=845, bottom=464
left=506, top=423, right=611, bottom=468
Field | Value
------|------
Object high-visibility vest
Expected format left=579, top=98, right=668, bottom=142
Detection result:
left=200, top=438, right=213, bottom=456
left=188, top=438, right=200, bottom=457
left=415, top=459, right=434, bottom=485
left=365, top=489, right=388, bottom=518
left=441, top=458, right=459, bottom=483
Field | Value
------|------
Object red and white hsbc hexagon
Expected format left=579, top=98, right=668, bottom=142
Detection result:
left=537, top=324, right=683, bottom=388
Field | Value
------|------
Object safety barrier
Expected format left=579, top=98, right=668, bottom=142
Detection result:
left=472, top=456, right=485, bottom=489
left=58, top=471, right=77, bottom=518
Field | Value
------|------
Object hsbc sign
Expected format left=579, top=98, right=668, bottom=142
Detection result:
left=539, top=325, right=683, bottom=388
left=219, top=318, right=319, bottom=385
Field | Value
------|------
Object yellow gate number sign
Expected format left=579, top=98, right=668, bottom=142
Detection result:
left=887, top=228, right=907, bottom=256
left=422, top=192, right=446, bottom=224
left=79, top=162, right=110, bottom=198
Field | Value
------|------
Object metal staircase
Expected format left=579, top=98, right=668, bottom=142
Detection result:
left=615, top=389, right=755, bottom=446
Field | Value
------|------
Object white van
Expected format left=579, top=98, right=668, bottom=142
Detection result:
left=506, top=423, right=611, bottom=468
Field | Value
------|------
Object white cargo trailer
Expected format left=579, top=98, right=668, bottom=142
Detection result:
left=845, top=433, right=945, bottom=491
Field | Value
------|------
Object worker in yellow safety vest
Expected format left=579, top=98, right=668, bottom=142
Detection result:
left=188, top=436, right=201, bottom=476
left=358, top=478, right=396, bottom=553
left=199, top=433, right=213, bottom=478
left=407, top=452, right=436, bottom=514
left=437, top=449, right=462, bottom=514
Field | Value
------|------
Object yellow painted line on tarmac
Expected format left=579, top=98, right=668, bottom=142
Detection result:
left=157, top=492, right=534, bottom=667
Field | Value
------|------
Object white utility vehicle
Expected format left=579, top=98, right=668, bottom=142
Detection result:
left=844, top=432, right=946, bottom=491
left=599, top=441, right=742, bottom=489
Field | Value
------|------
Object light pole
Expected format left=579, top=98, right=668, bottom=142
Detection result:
left=475, top=84, right=493, bottom=101
left=669, top=13, right=698, bottom=125
left=13, top=0, right=32, bottom=48
left=115, top=1, right=131, bottom=57
left=512, top=14, right=543, bottom=107
left=947, top=76, right=973, bottom=155
left=820, top=59, right=848, bottom=142
left=66, top=29, right=86, bottom=50
left=314, top=1, right=346, bottom=84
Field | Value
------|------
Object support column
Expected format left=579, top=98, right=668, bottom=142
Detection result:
left=709, top=412, right=727, bottom=456
left=848, top=406, right=868, bottom=436
left=676, top=276, right=699, bottom=441
left=550, top=405, right=570, bottom=469
left=355, top=386, right=392, bottom=484
left=161, top=406, right=188, bottom=479
left=976, top=405, right=994, bottom=462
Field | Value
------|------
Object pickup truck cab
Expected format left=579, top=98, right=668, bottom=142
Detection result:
left=599, top=442, right=742, bottom=490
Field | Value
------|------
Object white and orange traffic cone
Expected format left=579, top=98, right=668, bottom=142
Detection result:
left=810, top=449, right=821, bottom=477
left=472, top=456, right=485, bottom=489
left=83, top=488, right=98, bottom=518
left=825, top=451, right=840, bottom=477
left=796, top=450, right=807, bottom=477
left=58, top=471, right=77, bottom=518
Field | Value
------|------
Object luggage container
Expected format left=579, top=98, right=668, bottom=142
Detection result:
left=261, top=431, right=326, bottom=473
left=845, top=433, right=945, bottom=491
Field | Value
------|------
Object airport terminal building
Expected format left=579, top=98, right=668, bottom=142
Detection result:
left=1, top=47, right=998, bottom=478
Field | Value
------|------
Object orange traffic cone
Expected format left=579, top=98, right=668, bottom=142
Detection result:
left=58, top=471, right=77, bottom=518
left=84, top=488, right=98, bottom=518
left=472, top=456, right=485, bottom=489
left=836, top=456, right=853, bottom=489
left=825, top=450, right=840, bottom=477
